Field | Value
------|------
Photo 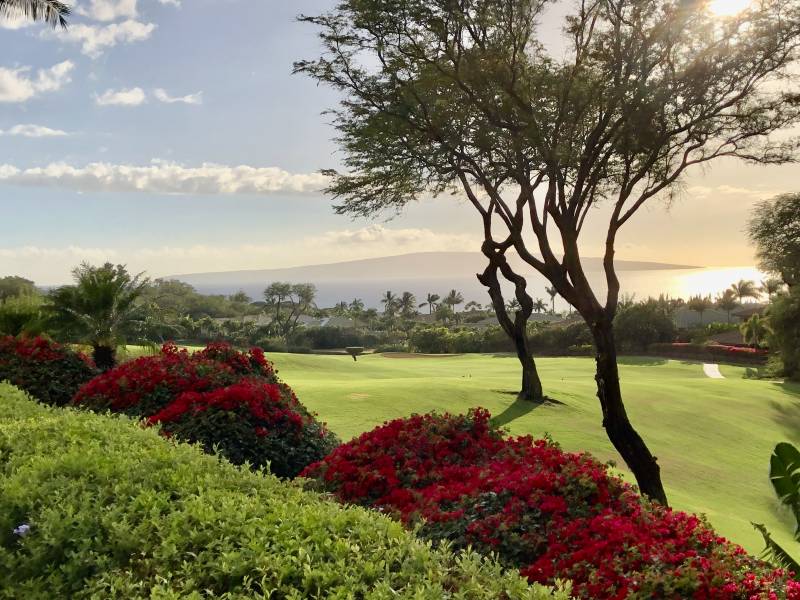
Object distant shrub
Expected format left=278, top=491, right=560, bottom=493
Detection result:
left=0, top=386, right=566, bottom=599
left=301, top=326, right=364, bottom=349
left=0, top=335, right=96, bottom=407
left=409, top=327, right=451, bottom=353
left=614, top=302, right=676, bottom=351
left=528, top=322, right=593, bottom=355
left=147, top=379, right=339, bottom=478
left=255, top=336, right=288, bottom=353
left=303, top=410, right=797, bottom=598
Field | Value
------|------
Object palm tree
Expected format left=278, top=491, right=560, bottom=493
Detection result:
left=506, top=298, right=521, bottom=313
left=740, top=314, right=769, bottom=348
left=545, top=286, right=558, bottom=313
left=687, top=295, right=714, bottom=325
left=443, top=289, right=464, bottom=312
left=760, top=278, right=784, bottom=300
left=397, top=291, right=417, bottom=317
left=1, top=0, right=70, bottom=28
left=332, top=301, right=349, bottom=316
left=533, top=298, right=547, bottom=314
left=48, top=263, right=149, bottom=371
left=381, top=290, right=398, bottom=316
left=348, top=298, right=364, bottom=315
left=730, top=279, right=760, bottom=303
left=716, top=289, right=740, bottom=323
left=464, top=301, right=482, bottom=312
left=419, top=292, right=440, bottom=315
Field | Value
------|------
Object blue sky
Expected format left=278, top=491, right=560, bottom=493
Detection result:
left=0, top=0, right=796, bottom=284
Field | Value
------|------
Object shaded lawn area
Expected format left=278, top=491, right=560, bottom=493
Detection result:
left=268, top=352, right=800, bottom=555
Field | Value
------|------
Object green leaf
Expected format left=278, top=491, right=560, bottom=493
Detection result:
left=770, top=442, right=800, bottom=535
left=753, top=522, right=800, bottom=574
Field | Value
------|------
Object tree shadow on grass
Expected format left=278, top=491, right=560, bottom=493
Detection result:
left=490, top=392, right=565, bottom=428
left=767, top=380, right=800, bottom=442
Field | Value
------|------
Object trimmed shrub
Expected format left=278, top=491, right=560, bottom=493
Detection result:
left=147, top=379, right=339, bottom=478
left=0, top=335, right=96, bottom=407
left=74, top=342, right=337, bottom=478
left=0, top=385, right=567, bottom=599
left=302, top=410, right=798, bottom=599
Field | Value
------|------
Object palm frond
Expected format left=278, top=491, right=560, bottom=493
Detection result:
left=0, top=0, right=70, bottom=29
left=753, top=523, right=800, bottom=573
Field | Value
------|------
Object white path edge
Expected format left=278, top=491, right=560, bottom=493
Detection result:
left=703, top=363, right=725, bottom=379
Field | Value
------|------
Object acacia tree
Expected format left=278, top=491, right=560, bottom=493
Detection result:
left=749, top=193, right=800, bottom=288
left=298, top=0, right=800, bottom=504
left=263, top=282, right=316, bottom=339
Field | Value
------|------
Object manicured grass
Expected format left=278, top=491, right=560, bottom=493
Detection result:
left=266, top=352, right=800, bottom=555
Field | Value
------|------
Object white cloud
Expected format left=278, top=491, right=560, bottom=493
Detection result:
left=76, top=0, right=138, bottom=21
left=0, top=160, right=330, bottom=194
left=154, top=88, right=202, bottom=105
left=49, top=19, right=155, bottom=58
left=0, top=12, right=33, bottom=29
left=0, top=124, right=69, bottom=137
left=157, top=0, right=180, bottom=6
left=95, top=87, right=146, bottom=106
left=310, top=224, right=477, bottom=252
left=0, top=61, right=74, bottom=103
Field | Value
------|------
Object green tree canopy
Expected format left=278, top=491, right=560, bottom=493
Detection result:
left=749, top=193, right=800, bottom=288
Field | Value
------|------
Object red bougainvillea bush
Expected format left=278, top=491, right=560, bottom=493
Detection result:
left=301, top=410, right=799, bottom=599
left=147, top=379, right=339, bottom=478
left=74, top=342, right=338, bottom=477
left=0, top=335, right=96, bottom=407
left=73, top=342, right=273, bottom=417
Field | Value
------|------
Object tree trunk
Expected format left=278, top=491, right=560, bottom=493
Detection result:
left=477, top=252, right=544, bottom=403
left=591, top=320, right=669, bottom=505
left=92, top=344, right=117, bottom=372
left=515, top=325, right=543, bottom=402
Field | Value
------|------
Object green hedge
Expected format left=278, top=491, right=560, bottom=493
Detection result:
left=0, top=384, right=567, bottom=599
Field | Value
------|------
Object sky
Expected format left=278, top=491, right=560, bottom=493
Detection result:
left=0, top=0, right=796, bottom=285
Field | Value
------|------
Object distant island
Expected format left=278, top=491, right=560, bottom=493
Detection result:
left=169, top=252, right=703, bottom=308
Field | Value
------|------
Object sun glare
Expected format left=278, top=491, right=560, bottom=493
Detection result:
left=708, top=0, right=752, bottom=17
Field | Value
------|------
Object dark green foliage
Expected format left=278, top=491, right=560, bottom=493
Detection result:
left=0, top=385, right=564, bottom=599
left=0, top=295, right=45, bottom=337
left=0, top=336, right=97, bottom=407
left=749, top=194, right=800, bottom=287
left=613, top=302, right=676, bottom=352
left=0, top=276, right=36, bottom=302
left=767, top=287, right=800, bottom=380
left=298, top=326, right=363, bottom=349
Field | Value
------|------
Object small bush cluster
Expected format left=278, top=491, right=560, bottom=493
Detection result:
left=0, top=335, right=96, bottom=407
left=0, top=385, right=566, bottom=599
left=302, top=410, right=798, bottom=599
left=74, top=342, right=338, bottom=477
